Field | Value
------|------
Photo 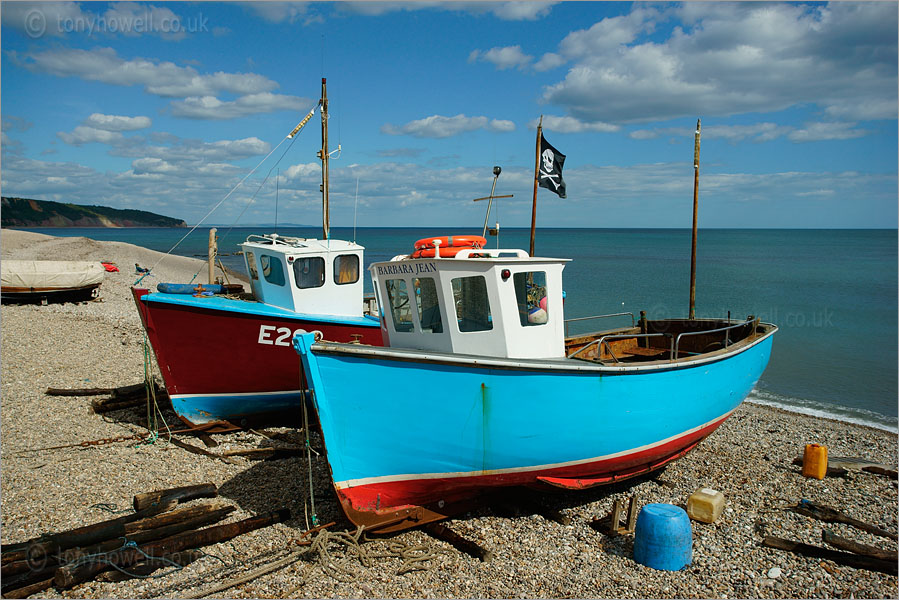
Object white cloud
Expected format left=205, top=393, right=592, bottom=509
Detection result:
left=1, top=2, right=203, bottom=39
left=84, top=113, right=152, bottom=131
left=540, top=3, right=898, bottom=124
left=489, top=1, right=557, bottom=21
left=57, top=126, right=125, bottom=146
left=333, top=1, right=557, bottom=20
left=169, top=93, right=312, bottom=119
left=243, top=2, right=313, bottom=22
left=15, top=47, right=311, bottom=120
left=382, top=114, right=516, bottom=138
left=627, top=121, right=871, bottom=143
left=1, top=2, right=86, bottom=37
left=534, top=52, right=565, bottom=72
left=538, top=115, right=620, bottom=134
left=469, top=45, right=533, bottom=70
left=16, top=47, right=279, bottom=98
left=2, top=145, right=895, bottom=227
left=788, top=122, right=869, bottom=142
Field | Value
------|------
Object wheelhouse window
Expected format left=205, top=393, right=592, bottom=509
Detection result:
left=293, top=257, right=325, bottom=289
left=334, top=254, right=359, bottom=285
left=260, top=254, right=285, bottom=286
left=514, top=271, right=548, bottom=326
left=246, top=252, right=259, bottom=280
left=414, top=277, right=442, bottom=333
left=386, top=279, right=414, bottom=332
left=451, top=276, right=492, bottom=332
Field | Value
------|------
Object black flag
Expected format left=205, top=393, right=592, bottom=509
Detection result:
left=537, top=134, right=566, bottom=198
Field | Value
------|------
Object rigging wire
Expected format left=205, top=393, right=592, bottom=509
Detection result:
left=137, top=107, right=316, bottom=281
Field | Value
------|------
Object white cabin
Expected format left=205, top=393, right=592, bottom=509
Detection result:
left=240, top=234, right=366, bottom=317
left=370, top=248, right=568, bottom=359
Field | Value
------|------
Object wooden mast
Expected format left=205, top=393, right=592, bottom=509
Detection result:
left=319, top=78, right=330, bottom=240
left=688, top=118, right=701, bottom=320
left=529, top=116, right=543, bottom=257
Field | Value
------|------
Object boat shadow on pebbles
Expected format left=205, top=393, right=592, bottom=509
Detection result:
left=215, top=451, right=347, bottom=530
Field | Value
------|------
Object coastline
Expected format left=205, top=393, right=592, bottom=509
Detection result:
left=1, top=229, right=896, bottom=598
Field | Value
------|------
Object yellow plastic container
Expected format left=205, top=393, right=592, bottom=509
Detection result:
left=686, top=487, right=725, bottom=523
left=802, top=443, right=828, bottom=479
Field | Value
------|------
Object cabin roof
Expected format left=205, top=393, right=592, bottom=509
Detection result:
left=242, top=234, right=363, bottom=255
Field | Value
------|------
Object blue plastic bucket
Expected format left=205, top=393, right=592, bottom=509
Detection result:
left=633, top=503, right=692, bottom=571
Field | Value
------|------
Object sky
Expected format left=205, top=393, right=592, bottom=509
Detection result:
left=1, top=1, right=897, bottom=229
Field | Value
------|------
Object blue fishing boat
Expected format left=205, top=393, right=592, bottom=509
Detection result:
left=293, top=240, right=777, bottom=532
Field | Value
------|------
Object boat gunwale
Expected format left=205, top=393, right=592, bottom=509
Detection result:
left=135, top=288, right=381, bottom=327
left=305, top=321, right=777, bottom=374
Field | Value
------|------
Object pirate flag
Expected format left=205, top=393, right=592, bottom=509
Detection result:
left=538, top=134, right=566, bottom=198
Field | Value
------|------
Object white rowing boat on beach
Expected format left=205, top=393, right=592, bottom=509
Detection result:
left=0, top=260, right=104, bottom=304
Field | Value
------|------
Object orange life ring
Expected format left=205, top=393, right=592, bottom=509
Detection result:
left=411, top=246, right=475, bottom=258
left=411, top=235, right=486, bottom=258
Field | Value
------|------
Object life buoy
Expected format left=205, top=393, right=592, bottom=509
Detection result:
left=411, top=235, right=487, bottom=259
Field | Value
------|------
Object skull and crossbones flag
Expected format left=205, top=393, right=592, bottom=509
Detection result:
left=538, top=135, right=566, bottom=198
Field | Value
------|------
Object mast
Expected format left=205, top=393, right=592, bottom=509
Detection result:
left=688, top=118, right=701, bottom=320
left=319, top=78, right=330, bottom=240
left=529, top=116, right=543, bottom=257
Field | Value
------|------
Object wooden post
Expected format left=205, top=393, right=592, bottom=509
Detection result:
left=529, top=116, right=543, bottom=257
left=208, top=227, right=217, bottom=285
left=688, top=119, right=701, bottom=320
left=320, top=78, right=330, bottom=240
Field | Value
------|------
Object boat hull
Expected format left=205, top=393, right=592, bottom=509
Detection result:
left=294, top=329, right=775, bottom=532
left=132, top=288, right=382, bottom=429
left=1, top=283, right=101, bottom=304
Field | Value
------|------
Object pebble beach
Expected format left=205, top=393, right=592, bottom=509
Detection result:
left=1, top=229, right=897, bottom=599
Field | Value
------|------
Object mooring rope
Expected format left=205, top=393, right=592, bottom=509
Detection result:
left=138, top=333, right=172, bottom=447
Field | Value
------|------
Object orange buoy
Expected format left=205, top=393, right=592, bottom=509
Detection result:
left=802, top=443, right=828, bottom=479
left=411, top=235, right=487, bottom=259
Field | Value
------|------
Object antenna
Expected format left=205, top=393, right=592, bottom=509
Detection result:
left=472, top=165, right=513, bottom=240
left=353, top=177, right=359, bottom=244
left=275, top=167, right=279, bottom=232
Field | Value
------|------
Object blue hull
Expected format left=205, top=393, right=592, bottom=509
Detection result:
left=294, top=328, right=775, bottom=530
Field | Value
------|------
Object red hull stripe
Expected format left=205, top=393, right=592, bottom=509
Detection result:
left=336, top=409, right=733, bottom=504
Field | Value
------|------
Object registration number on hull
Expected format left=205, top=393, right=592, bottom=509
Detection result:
left=257, top=325, right=322, bottom=347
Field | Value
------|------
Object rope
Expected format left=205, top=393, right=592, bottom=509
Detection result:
left=89, top=503, right=133, bottom=515
left=302, top=526, right=455, bottom=582
left=137, top=333, right=172, bottom=448
left=64, top=538, right=186, bottom=580
left=302, top=388, right=318, bottom=529
left=146, top=526, right=455, bottom=598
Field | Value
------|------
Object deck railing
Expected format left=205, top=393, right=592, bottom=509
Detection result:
left=672, top=318, right=756, bottom=358
left=567, top=317, right=758, bottom=363
left=568, top=332, right=673, bottom=363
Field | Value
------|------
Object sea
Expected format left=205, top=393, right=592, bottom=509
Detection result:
left=17, top=226, right=899, bottom=433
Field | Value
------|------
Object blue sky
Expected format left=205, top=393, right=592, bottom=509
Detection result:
left=2, top=1, right=897, bottom=228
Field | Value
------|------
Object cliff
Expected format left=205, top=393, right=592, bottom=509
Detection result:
left=1, top=197, right=186, bottom=228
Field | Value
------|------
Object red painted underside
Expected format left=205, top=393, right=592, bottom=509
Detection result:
left=131, top=287, right=382, bottom=398
left=337, top=413, right=726, bottom=518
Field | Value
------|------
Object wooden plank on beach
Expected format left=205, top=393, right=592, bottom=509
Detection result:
left=1, top=499, right=176, bottom=565
left=54, top=509, right=291, bottom=589
left=822, top=530, right=898, bottom=562
left=793, top=455, right=897, bottom=479
left=790, top=500, right=898, bottom=541
left=133, top=483, right=218, bottom=512
left=762, top=535, right=897, bottom=576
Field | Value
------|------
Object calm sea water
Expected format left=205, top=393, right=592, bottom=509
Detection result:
left=19, top=226, right=898, bottom=432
